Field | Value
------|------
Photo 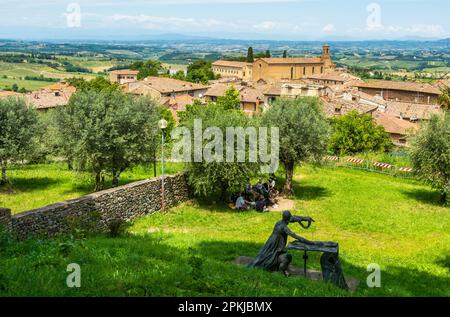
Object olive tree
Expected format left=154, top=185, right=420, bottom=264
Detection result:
left=0, top=97, right=40, bottom=184
left=409, top=113, right=450, bottom=204
left=262, top=97, right=330, bottom=195
left=178, top=101, right=261, bottom=201
left=54, top=90, right=160, bottom=190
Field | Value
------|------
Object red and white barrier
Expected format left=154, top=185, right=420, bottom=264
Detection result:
left=325, top=156, right=339, bottom=161
left=347, top=158, right=364, bottom=164
left=373, top=162, right=392, bottom=169
left=399, top=167, right=414, bottom=173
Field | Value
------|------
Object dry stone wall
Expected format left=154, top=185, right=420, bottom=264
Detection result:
left=0, top=173, right=190, bottom=240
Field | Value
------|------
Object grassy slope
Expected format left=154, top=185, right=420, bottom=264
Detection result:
left=0, top=162, right=184, bottom=214
left=1, top=165, right=448, bottom=296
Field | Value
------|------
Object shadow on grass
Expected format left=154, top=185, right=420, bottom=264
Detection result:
left=1, top=177, right=59, bottom=194
left=435, top=254, right=450, bottom=271
left=292, top=181, right=331, bottom=201
left=401, top=188, right=445, bottom=206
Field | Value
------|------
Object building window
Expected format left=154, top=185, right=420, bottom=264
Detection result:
left=290, top=67, right=294, bottom=80
left=303, top=67, right=306, bottom=76
left=312, top=67, right=315, bottom=74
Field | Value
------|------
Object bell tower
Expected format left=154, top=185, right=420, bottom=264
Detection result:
left=322, top=44, right=333, bottom=70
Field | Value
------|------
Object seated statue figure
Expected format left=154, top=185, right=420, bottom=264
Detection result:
left=249, top=210, right=337, bottom=277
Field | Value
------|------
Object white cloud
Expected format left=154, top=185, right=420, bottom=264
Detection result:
left=349, top=23, right=446, bottom=38
left=253, top=21, right=278, bottom=30
left=106, top=14, right=239, bottom=31
left=252, top=20, right=303, bottom=34
left=322, top=23, right=335, bottom=33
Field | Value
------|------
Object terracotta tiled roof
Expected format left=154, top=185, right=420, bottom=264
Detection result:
left=24, top=90, right=73, bottom=110
left=212, top=60, right=252, bottom=68
left=0, top=91, right=19, bottom=97
left=257, top=57, right=323, bottom=65
left=41, top=82, right=77, bottom=94
left=159, top=94, right=195, bottom=112
left=141, top=77, right=208, bottom=93
left=261, top=81, right=310, bottom=96
left=307, top=71, right=361, bottom=83
left=355, top=80, right=441, bottom=95
left=372, top=111, right=418, bottom=135
left=110, top=69, right=139, bottom=75
left=239, top=87, right=264, bottom=103
left=321, top=97, right=378, bottom=118
left=205, top=83, right=241, bottom=97
left=436, top=79, right=450, bottom=89
left=205, top=83, right=263, bottom=103
left=384, top=101, right=442, bottom=120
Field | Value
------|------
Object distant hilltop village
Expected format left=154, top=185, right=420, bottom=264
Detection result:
left=212, top=45, right=335, bottom=83
left=2, top=44, right=447, bottom=148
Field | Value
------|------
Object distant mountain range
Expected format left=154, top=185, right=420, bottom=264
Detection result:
left=1, top=33, right=448, bottom=46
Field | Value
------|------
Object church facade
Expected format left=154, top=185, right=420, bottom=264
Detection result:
left=212, top=45, right=335, bottom=83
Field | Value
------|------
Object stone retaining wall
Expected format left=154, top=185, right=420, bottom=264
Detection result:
left=0, top=207, right=11, bottom=231
left=2, top=173, right=190, bottom=240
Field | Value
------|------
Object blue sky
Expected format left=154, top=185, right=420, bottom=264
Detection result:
left=0, top=0, right=449, bottom=40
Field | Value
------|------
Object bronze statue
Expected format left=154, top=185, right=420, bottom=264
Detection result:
left=248, top=211, right=337, bottom=277
left=249, top=210, right=349, bottom=290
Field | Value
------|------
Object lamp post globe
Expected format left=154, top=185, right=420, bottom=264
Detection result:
left=158, top=118, right=168, bottom=130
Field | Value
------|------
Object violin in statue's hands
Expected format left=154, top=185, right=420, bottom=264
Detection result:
left=290, top=215, right=315, bottom=229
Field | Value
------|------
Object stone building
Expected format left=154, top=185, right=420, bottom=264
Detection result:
left=372, top=111, right=418, bottom=147
left=123, top=76, right=208, bottom=100
left=259, top=81, right=327, bottom=106
left=354, top=80, right=441, bottom=105
left=109, top=69, right=139, bottom=84
left=305, top=71, right=361, bottom=86
left=24, top=82, right=76, bottom=112
left=211, top=60, right=253, bottom=81
left=212, top=45, right=335, bottom=84
left=252, top=45, right=335, bottom=83
left=204, top=83, right=264, bottom=116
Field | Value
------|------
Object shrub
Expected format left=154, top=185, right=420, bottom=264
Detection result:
left=107, top=218, right=131, bottom=238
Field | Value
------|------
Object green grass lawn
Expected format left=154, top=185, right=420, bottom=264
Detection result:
left=1, top=165, right=448, bottom=296
left=0, top=162, right=184, bottom=214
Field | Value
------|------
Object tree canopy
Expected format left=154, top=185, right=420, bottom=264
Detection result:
left=54, top=90, right=161, bottom=190
left=67, top=76, right=120, bottom=93
left=185, top=60, right=216, bottom=84
left=439, top=87, right=450, bottom=111
left=246, top=47, right=254, bottom=63
left=177, top=100, right=261, bottom=200
left=329, top=111, right=392, bottom=155
left=262, top=97, right=330, bottom=194
left=130, top=59, right=165, bottom=80
left=216, top=86, right=241, bottom=111
left=409, top=113, right=450, bottom=204
left=0, top=97, right=40, bottom=184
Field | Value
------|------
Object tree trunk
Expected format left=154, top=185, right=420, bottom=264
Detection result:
left=112, top=174, right=119, bottom=187
left=283, top=161, right=295, bottom=196
left=67, top=159, right=73, bottom=171
left=1, top=163, right=6, bottom=185
left=440, top=192, right=448, bottom=204
left=220, top=181, right=228, bottom=202
left=95, top=171, right=102, bottom=192
left=153, top=150, right=157, bottom=178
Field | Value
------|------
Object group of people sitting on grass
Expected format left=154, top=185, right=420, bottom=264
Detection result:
left=231, top=176, right=280, bottom=212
